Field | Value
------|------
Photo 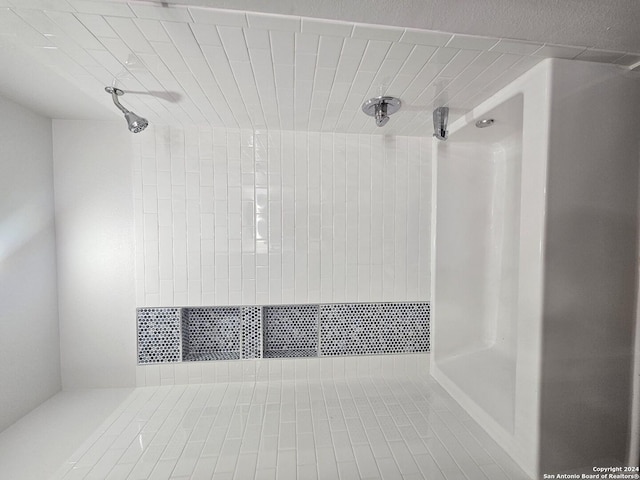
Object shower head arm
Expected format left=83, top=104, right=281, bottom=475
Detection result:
left=111, top=93, right=130, bottom=115
left=106, top=87, right=130, bottom=115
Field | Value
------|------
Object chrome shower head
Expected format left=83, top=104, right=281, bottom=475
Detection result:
left=433, top=106, right=449, bottom=141
left=124, top=111, right=149, bottom=133
left=362, top=96, right=401, bottom=127
left=105, top=86, right=149, bottom=133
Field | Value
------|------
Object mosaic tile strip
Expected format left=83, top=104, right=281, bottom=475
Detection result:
left=180, top=308, right=190, bottom=360
left=137, top=302, right=430, bottom=363
left=183, top=307, right=241, bottom=362
left=264, top=349, right=318, bottom=358
left=242, top=307, right=262, bottom=359
left=137, top=308, right=182, bottom=364
left=319, top=303, right=430, bottom=356
left=263, top=305, right=319, bottom=358
left=185, top=352, right=240, bottom=361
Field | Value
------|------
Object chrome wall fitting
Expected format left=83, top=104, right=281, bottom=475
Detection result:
left=475, top=118, right=495, bottom=128
left=433, top=106, right=449, bottom=141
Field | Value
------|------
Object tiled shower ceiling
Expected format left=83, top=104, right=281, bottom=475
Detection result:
left=1, top=0, right=639, bottom=136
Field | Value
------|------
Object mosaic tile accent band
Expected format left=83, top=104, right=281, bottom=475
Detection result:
left=320, top=303, right=430, bottom=356
left=184, top=307, right=241, bottom=362
left=241, top=307, right=262, bottom=360
left=136, top=302, right=429, bottom=364
left=137, top=308, right=182, bottom=364
left=263, top=305, right=319, bottom=358
left=180, top=308, right=189, bottom=360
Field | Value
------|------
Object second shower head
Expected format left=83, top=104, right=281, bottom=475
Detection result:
left=362, top=96, right=401, bottom=127
left=105, top=87, right=149, bottom=133
left=433, top=106, right=449, bottom=141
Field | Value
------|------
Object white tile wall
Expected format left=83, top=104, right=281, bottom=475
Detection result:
left=1, top=2, right=637, bottom=136
left=133, top=126, right=431, bottom=307
left=49, top=375, right=531, bottom=480
left=135, top=354, right=430, bottom=387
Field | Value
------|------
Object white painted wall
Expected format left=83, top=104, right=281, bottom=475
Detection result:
left=133, top=126, right=432, bottom=308
left=53, top=120, right=137, bottom=389
left=0, top=96, right=59, bottom=432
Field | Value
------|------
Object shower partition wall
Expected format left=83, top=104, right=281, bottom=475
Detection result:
left=432, top=68, right=546, bottom=478
left=433, top=94, right=523, bottom=434
left=431, top=58, right=640, bottom=478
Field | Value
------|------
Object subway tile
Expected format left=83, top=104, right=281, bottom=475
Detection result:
left=352, top=23, right=404, bottom=42
left=277, top=449, right=297, bottom=478
left=247, top=12, right=300, bottom=32
left=45, top=10, right=103, bottom=49
left=134, top=126, right=433, bottom=314
left=359, top=39, right=392, bottom=72
left=218, top=25, right=250, bottom=62
left=352, top=444, right=380, bottom=478
left=106, top=16, right=154, bottom=53
left=317, top=35, right=343, bottom=69
left=575, top=47, right=626, bottom=63
left=400, top=28, right=452, bottom=47
left=336, top=461, right=359, bottom=480
left=189, top=7, right=247, bottom=27
left=68, top=0, right=134, bottom=16
left=152, top=40, right=190, bottom=72
left=490, top=38, right=543, bottom=55
left=163, top=20, right=201, bottom=57
left=134, top=18, right=171, bottom=43
left=234, top=453, right=258, bottom=479
left=191, top=457, right=217, bottom=478
left=5, top=0, right=622, bottom=138
left=301, top=17, right=352, bottom=37
left=75, top=13, right=117, bottom=38
left=446, top=34, right=499, bottom=51
left=377, top=456, right=403, bottom=479
left=316, top=447, right=339, bottom=479
left=245, top=28, right=270, bottom=51
left=613, top=53, right=640, bottom=67
left=129, top=3, right=192, bottom=22
left=185, top=24, right=220, bottom=49
left=389, top=441, right=421, bottom=474
left=533, top=43, right=586, bottom=59
left=297, top=464, right=318, bottom=480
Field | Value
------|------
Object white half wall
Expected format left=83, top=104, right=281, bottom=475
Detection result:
left=0, top=96, right=59, bottom=432
left=53, top=120, right=136, bottom=389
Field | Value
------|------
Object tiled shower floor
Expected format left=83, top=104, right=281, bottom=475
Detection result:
left=49, top=378, right=530, bottom=480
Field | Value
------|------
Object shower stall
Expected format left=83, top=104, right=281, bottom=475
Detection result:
left=431, top=58, right=640, bottom=477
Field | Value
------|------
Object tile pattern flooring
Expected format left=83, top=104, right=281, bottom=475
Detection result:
left=50, top=378, right=530, bottom=480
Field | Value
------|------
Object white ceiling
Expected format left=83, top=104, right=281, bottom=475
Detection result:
left=0, top=0, right=638, bottom=136
left=141, top=0, right=640, bottom=54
